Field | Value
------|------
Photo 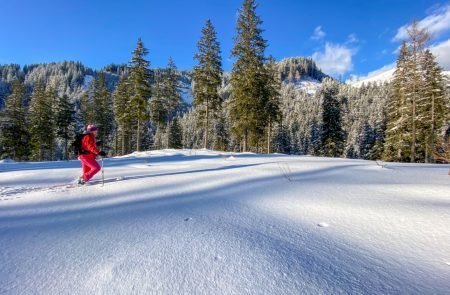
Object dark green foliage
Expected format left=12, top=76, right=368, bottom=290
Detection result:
left=113, top=76, right=133, bottom=155
left=168, top=117, right=183, bottom=149
left=193, top=19, right=223, bottom=149
left=129, top=38, right=152, bottom=152
left=230, top=0, right=269, bottom=151
left=0, top=79, right=30, bottom=160
left=29, top=81, right=55, bottom=161
left=54, top=94, right=75, bottom=160
left=318, top=78, right=344, bottom=157
left=91, top=72, right=115, bottom=151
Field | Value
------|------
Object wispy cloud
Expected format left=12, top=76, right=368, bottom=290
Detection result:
left=430, top=38, right=450, bottom=70
left=346, top=33, right=359, bottom=44
left=393, top=4, right=450, bottom=41
left=312, top=42, right=356, bottom=76
left=311, top=26, right=326, bottom=40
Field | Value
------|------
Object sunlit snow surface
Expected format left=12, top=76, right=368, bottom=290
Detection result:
left=1, top=150, right=449, bottom=294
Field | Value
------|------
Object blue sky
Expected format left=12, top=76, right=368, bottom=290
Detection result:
left=1, top=0, right=450, bottom=78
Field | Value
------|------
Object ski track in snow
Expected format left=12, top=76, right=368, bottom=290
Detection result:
left=0, top=149, right=449, bottom=294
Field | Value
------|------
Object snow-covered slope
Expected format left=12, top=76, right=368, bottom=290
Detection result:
left=1, top=150, right=449, bottom=294
left=349, top=67, right=450, bottom=88
left=283, top=77, right=322, bottom=95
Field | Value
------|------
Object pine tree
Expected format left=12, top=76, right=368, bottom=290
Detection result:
left=0, top=79, right=30, bottom=160
left=384, top=43, right=410, bottom=161
left=230, top=0, right=268, bottom=151
left=91, top=72, right=114, bottom=151
left=318, top=78, right=344, bottom=157
left=29, top=81, right=55, bottom=161
left=419, top=49, right=448, bottom=162
left=54, top=94, right=75, bottom=160
left=168, top=117, right=183, bottom=149
left=129, top=38, right=152, bottom=152
left=113, top=76, right=133, bottom=155
left=163, top=58, right=182, bottom=120
left=264, top=57, right=282, bottom=153
left=150, top=72, right=168, bottom=127
left=405, top=21, right=429, bottom=162
left=193, top=19, right=223, bottom=149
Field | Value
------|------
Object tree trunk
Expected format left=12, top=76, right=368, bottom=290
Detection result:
left=430, top=92, right=435, bottom=163
left=243, top=131, right=248, bottom=152
left=204, top=102, right=209, bottom=149
left=136, top=119, right=141, bottom=152
left=267, top=120, right=271, bottom=154
left=122, top=128, right=126, bottom=155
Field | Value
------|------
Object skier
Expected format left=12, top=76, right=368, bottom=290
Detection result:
left=78, top=124, right=106, bottom=185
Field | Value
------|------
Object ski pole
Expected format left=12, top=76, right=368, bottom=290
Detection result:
left=101, top=157, right=104, bottom=187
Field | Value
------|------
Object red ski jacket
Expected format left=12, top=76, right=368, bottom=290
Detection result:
left=81, top=133, right=99, bottom=155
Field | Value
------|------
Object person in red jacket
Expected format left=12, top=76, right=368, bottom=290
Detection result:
left=78, top=124, right=106, bottom=185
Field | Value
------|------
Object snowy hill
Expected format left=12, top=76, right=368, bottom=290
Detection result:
left=349, top=67, right=450, bottom=88
left=1, top=150, right=449, bottom=294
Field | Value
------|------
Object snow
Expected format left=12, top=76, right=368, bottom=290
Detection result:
left=348, top=67, right=450, bottom=88
left=1, top=150, right=449, bottom=294
left=284, top=77, right=322, bottom=95
left=83, top=75, right=94, bottom=90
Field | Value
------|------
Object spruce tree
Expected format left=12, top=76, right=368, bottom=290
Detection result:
left=129, top=38, right=151, bottom=152
left=405, top=21, right=429, bottom=162
left=163, top=57, right=182, bottom=122
left=0, top=79, right=30, bottom=160
left=92, top=72, right=114, bottom=151
left=54, top=94, right=74, bottom=160
left=113, top=76, right=133, bottom=155
left=29, top=81, right=55, bottom=161
left=318, top=78, right=344, bottom=157
left=168, top=117, right=183, bottom=149
left=264, top=57, right=282, bottom=153
left=150, top=72, right=168, bottom=149
left=230, top=0, right=268, bottom=151
left=419, top=49, right=448, bottom=162
left=384, top=43, right=410, bottom=161
left=193, top=19, right=223, bottom=149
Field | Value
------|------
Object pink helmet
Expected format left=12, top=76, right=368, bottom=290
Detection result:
left=87, top=124, right=98, bottom=132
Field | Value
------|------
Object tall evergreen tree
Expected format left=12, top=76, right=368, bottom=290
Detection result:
left=163, top=57, right=182, bottom=122
left=0, top=79, right=30, bottom=160
left=113, top=76, right=133, bottom=155
left=92, top=72, right=114, bottom=151
left=230, top=0, right=268, bottom=151
left=264, top=57, right=282, bottom=153
left=419, top=49, right=448, bottom=162
left=54, top=94, right=75, bottom=160
left=405, top=21, right=429, bottom=162
left=168, top=117, right=183, bottom=149
left=150, top=72, right=168, bottom=149
left=193, top=19, right=223, bottom=149
left=29, top=81, right=55, bottom=161
left=384, top=42, right=410, bottom=161
left=129, top=38, right=151, bottom=152
left=318, top=78, right=344, bottom=157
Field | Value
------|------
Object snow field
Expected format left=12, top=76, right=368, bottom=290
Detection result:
left=0, top=150, right=449, bottom=294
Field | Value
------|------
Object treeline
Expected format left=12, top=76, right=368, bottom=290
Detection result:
left=0, top=0, right=449, bottom=163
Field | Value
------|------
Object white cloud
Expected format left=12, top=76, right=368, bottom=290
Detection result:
left=393, top=4, right=450, bottom=41
left=347, top=38, right=450, bottom=85
left=430, top=38, right=450, bottom=70
left=346, top=33, right=359, bottom=44
left=311, top=26, right=326, bottom=40
left=312, top=42, right=356, bottom=76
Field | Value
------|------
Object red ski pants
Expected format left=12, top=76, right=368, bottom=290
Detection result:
left=79, top=154, right=101, bottom=182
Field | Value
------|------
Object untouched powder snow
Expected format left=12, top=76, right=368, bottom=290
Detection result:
left=0, top=150, right=449, bottom=294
